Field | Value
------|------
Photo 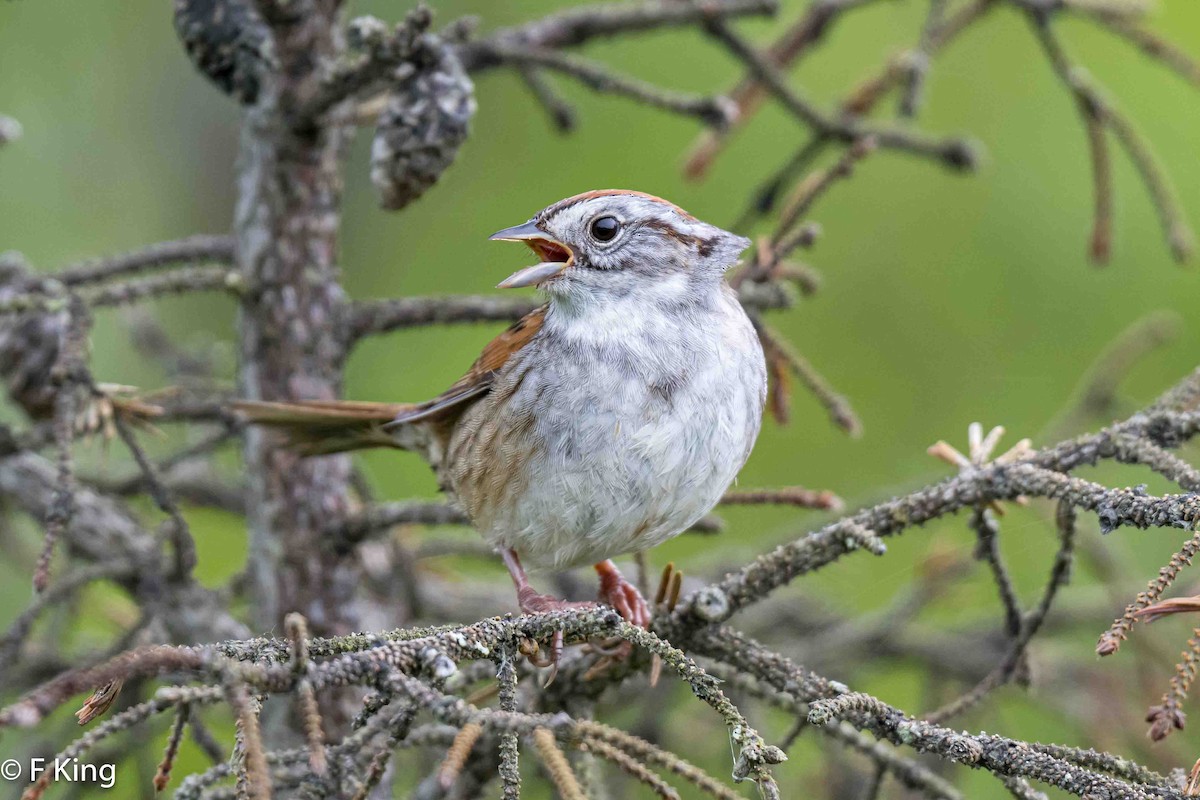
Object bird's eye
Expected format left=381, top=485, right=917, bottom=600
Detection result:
left=589, top=216, right=620, bottom=242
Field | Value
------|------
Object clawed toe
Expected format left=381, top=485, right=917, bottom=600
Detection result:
left=595, top=560, right=651, bottom=630
left=522, top=630, right=565, bottom=676
left=515, top=587, right=596, bottom=679
left=588, top=636, right=632, bottom=657
left=516, top=588, right=596, bottom=618
left=503, top=551, right=657, bottom=679
left=619, top=581, right=651, bottom=629
left=579, top=559, right=653, bottom=676
left=518, top=587, right=571, bottom=615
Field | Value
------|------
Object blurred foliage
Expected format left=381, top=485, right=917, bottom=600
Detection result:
left=2, top=0, right=1200, bottom=797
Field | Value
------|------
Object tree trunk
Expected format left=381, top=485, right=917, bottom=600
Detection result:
left=235, top=3, right=358, bottom=635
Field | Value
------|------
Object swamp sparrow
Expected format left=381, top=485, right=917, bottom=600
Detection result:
left=239, top=190, right=767, bottom=653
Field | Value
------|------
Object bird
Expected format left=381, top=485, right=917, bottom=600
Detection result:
left=236, top=190, right=767, bottom=657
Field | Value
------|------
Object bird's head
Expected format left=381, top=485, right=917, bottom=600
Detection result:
left=489, top=190, right=751, bottom=306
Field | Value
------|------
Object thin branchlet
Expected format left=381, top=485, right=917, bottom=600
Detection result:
left=1098, top=528, right=1200, bottom=656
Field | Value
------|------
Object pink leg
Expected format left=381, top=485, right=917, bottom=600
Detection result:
left=500, top=548, right=593, bottom=672
left=594, top=560, right=651, bottom=629
left=501, top=548, right=588, bottom=614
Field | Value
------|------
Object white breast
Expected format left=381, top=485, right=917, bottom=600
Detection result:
left=452, top=285, right=767, bottom=571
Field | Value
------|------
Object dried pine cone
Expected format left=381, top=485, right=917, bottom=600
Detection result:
left=0, top=253, right=66, bottom=420
left=174, top=0, right=272, bottom=104
left=370, top=39, right=476, bottom=211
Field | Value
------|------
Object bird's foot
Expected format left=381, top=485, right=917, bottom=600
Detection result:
left=516, top=586, right=595, bottom=616
left=583, top=560, right=657, bottom=679
left=516, top=586, right=597, bottom=678
left=595, top=560, right=651, bottom=629
left=502, top=549, right=602, bottom=679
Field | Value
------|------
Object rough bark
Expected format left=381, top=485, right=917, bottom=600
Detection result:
left=235, top=1, right=357, bottom=635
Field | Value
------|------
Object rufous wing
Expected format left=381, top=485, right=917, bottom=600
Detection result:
left=390, top=304, right=548, bottom=425
left=235, top=304, right=549, bottom=454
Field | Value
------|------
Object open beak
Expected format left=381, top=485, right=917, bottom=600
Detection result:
left=489, top=220, right=574, bottom=289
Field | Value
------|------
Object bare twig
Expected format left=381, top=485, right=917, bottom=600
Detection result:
left=721, top=486, right=843, bottom=511
left=476, top=45, right=734, bottom=127
left=698, top=18, right=977, bottom=171
left=349, top=295, right=541, bottom=340
left=898, top=0, right=949, bottom=118
left=516, top=66, right=578, bottom=132
left=1083, top=12, right=1200, bottom=90
left=56, top=235, right=236, bottom=287
left=754, top=319, right=862, bottom=436
left=458, top=0, right=779, bottom=72
left=1027, top=13, right=1195, bottom=263
left=153, top=702, right=191, bottom=791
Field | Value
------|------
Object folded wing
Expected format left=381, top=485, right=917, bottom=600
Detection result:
left=235, top=304, right=549, bottom=455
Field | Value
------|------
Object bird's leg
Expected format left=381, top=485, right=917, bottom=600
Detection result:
left=594, top=559, right=651, bottom=628
left=500, top=548, right=592, bottom=673
left=502, top=548, right=581, bottom=613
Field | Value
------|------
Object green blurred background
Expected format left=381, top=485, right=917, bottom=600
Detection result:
left=2, top=0, right=1200, bottom=796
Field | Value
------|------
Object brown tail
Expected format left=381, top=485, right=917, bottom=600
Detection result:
left=233, top=399, right=413, bottom=456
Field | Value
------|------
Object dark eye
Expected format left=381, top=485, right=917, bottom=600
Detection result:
left=589, top=216, right=620, bottom=242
